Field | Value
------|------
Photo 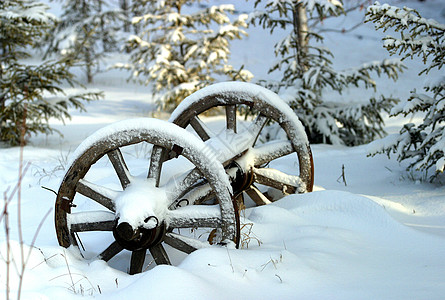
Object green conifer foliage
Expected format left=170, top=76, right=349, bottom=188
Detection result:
left=366, top=2, right=445, bottom=181
left=0, top=0, right=101, bottom=146
left=116, top=0, right=253, bottom=112
left=44, top=0, right=122, bottom=83
left=251, top=0, right=404, bottom=145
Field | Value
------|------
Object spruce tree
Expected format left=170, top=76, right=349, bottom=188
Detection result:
left=366, top=2, right=445, bottom=181
left=0, top=0, right=101, bottom=146
left=45, top=0, right=122, bottom=83
left=116, top=0, right=253, bottom=112
left=251, top=0, right=405, bottom=145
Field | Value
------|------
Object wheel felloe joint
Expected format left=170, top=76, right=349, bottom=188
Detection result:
left=60, top=197, right=76, bottom=213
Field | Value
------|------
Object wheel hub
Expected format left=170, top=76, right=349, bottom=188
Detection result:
left=113, top=220, right=166, bottom=251
left=227, top=161, right=254, bottom=195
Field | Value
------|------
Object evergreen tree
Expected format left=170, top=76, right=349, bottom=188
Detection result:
left=45, top=0, right=122, bottom=83
left=251, top=0, right=405, bottom=145
left=119, top=0, right=131, bottom=33
left=366, top=2, right=445, bottom=181
left=0, top=0, right=101, bottom=146
left=116, top=0, right=253, bottom=112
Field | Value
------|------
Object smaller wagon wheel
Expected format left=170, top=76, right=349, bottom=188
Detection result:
left=55, top=119, right=238, bottom=275
left=169, top=82, right=314, bottom=206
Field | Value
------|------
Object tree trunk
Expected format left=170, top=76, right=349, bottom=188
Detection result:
left=293, top=3, right=309, bottom=74
left=86, top=48, right=93, bottom=83
left=81, top=0, right=93, bottom=83
left=0, top=47, right=5, bottom=113
left=120, top=0, right=130, bottom=32
left=98, top=0, right=108, bottom=52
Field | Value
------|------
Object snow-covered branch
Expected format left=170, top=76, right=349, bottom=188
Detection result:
left=366, top=2, right=445, bottom=72
left=367, top=2, right=445, bottom=180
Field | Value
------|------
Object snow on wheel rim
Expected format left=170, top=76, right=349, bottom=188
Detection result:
left=55, top=118, right=237, bottom=274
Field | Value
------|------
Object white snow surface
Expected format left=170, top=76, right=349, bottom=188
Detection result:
left=1, top=0, right=445, bottom=299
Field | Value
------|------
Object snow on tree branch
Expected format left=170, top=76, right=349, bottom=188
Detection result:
left=0, top=1, right=56, bottom=23
left=367, top=2, right=445, bottom=181
left=249, top=0, right=402, bottom=146
left=117, top=1, right=251, bottom=112
left=366, top=2, right=445, bottom=72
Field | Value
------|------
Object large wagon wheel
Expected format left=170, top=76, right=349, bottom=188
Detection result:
left=55, top=119, right=238, bottom=275
left=169, top=82, right=314, bottom=206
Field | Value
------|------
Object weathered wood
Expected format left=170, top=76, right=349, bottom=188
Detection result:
left=253, top=167, right=305, bottom=194
left=98, top=241, right=124, bottom=262
left=148, top=145, right=165, bottom=186
left=59, top=87, right=328, bottom=274
left=149, top=244, right=171, bottom=265
left=190, top=116, right=212, bottom=141
left=107, top=148, right=131, bottom=189
left=178, top=180, right=215, bottom=206
left=280, top=122, right=314, bottom=193
left=245, top=186, right=272, bottom=206
left=253, top=140, right=294, bottom=166
left=168, top=215, right=222, bottom=229
left=164, top=232, right=199, bottom=254
left=169, top=87, right=314, bottom=193
left=225, top=105, right=237, bottom=133
left=75, top=180, right=116, bottom=211
left=165, top=168, right=203, bottom=205
left=55, top=122, right=237, bottom=274
left=249, top=113, right=268, bottom=147
left=71, top=220, right=115, bottom=232
left=130, top=249, right=146, bottom=275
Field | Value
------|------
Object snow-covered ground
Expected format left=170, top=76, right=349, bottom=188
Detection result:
left=2, top=0, right=445, bottom=299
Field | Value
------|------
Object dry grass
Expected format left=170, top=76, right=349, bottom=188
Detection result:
left=0, top=104, right=52, bottom=299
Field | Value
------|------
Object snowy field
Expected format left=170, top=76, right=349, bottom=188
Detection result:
left=2, top=0, right=445, bottom=299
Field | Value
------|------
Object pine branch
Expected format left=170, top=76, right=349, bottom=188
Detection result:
left=366, top=2, right=445, bottom=73
left=366, top=2, right=445, bottom=180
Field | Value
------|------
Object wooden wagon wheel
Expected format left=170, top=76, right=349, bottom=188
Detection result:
left=168, top=82, right=314, bottom=206
left=55, top=118, right=238, bottom=275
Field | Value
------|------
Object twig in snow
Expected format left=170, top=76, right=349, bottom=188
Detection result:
left=337, top=164, right=347, bottom=186
left=226, top=247, right=234, bottom=273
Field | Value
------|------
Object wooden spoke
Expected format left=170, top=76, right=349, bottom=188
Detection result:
left=148, top=146, right=165, bottom=186
left=253, top=167, right=305, bottom=194
left=149, top=244, right=171, bottom=265
left=248, top=113, right=268, bottom=147
left=169, top=216, right=222, bottom=228
left=75, top=180, right=117, bottom=211
left=190, top=116, right=212, bottom=141
left=165, top=168, right=203, bottom=205
left=98, top=241, right=124, bottom=262
left=130, top=249, right=146, bottom=275
left=252, top=140, right=294, bottom=166
left=107, top=149, right=131, bottom=189
left=168, top=205, right=222, bottom=228
left=226, top=105, right=237, bottom=133
left=71, top=220, right=115, bottom=232
left=164, top=232, right=209, bottom=254
left=245, top=185, right=272, bottom=206
left=193, top=190, right=215, bottom=205
left=179, top=181, right=215, bottom=205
